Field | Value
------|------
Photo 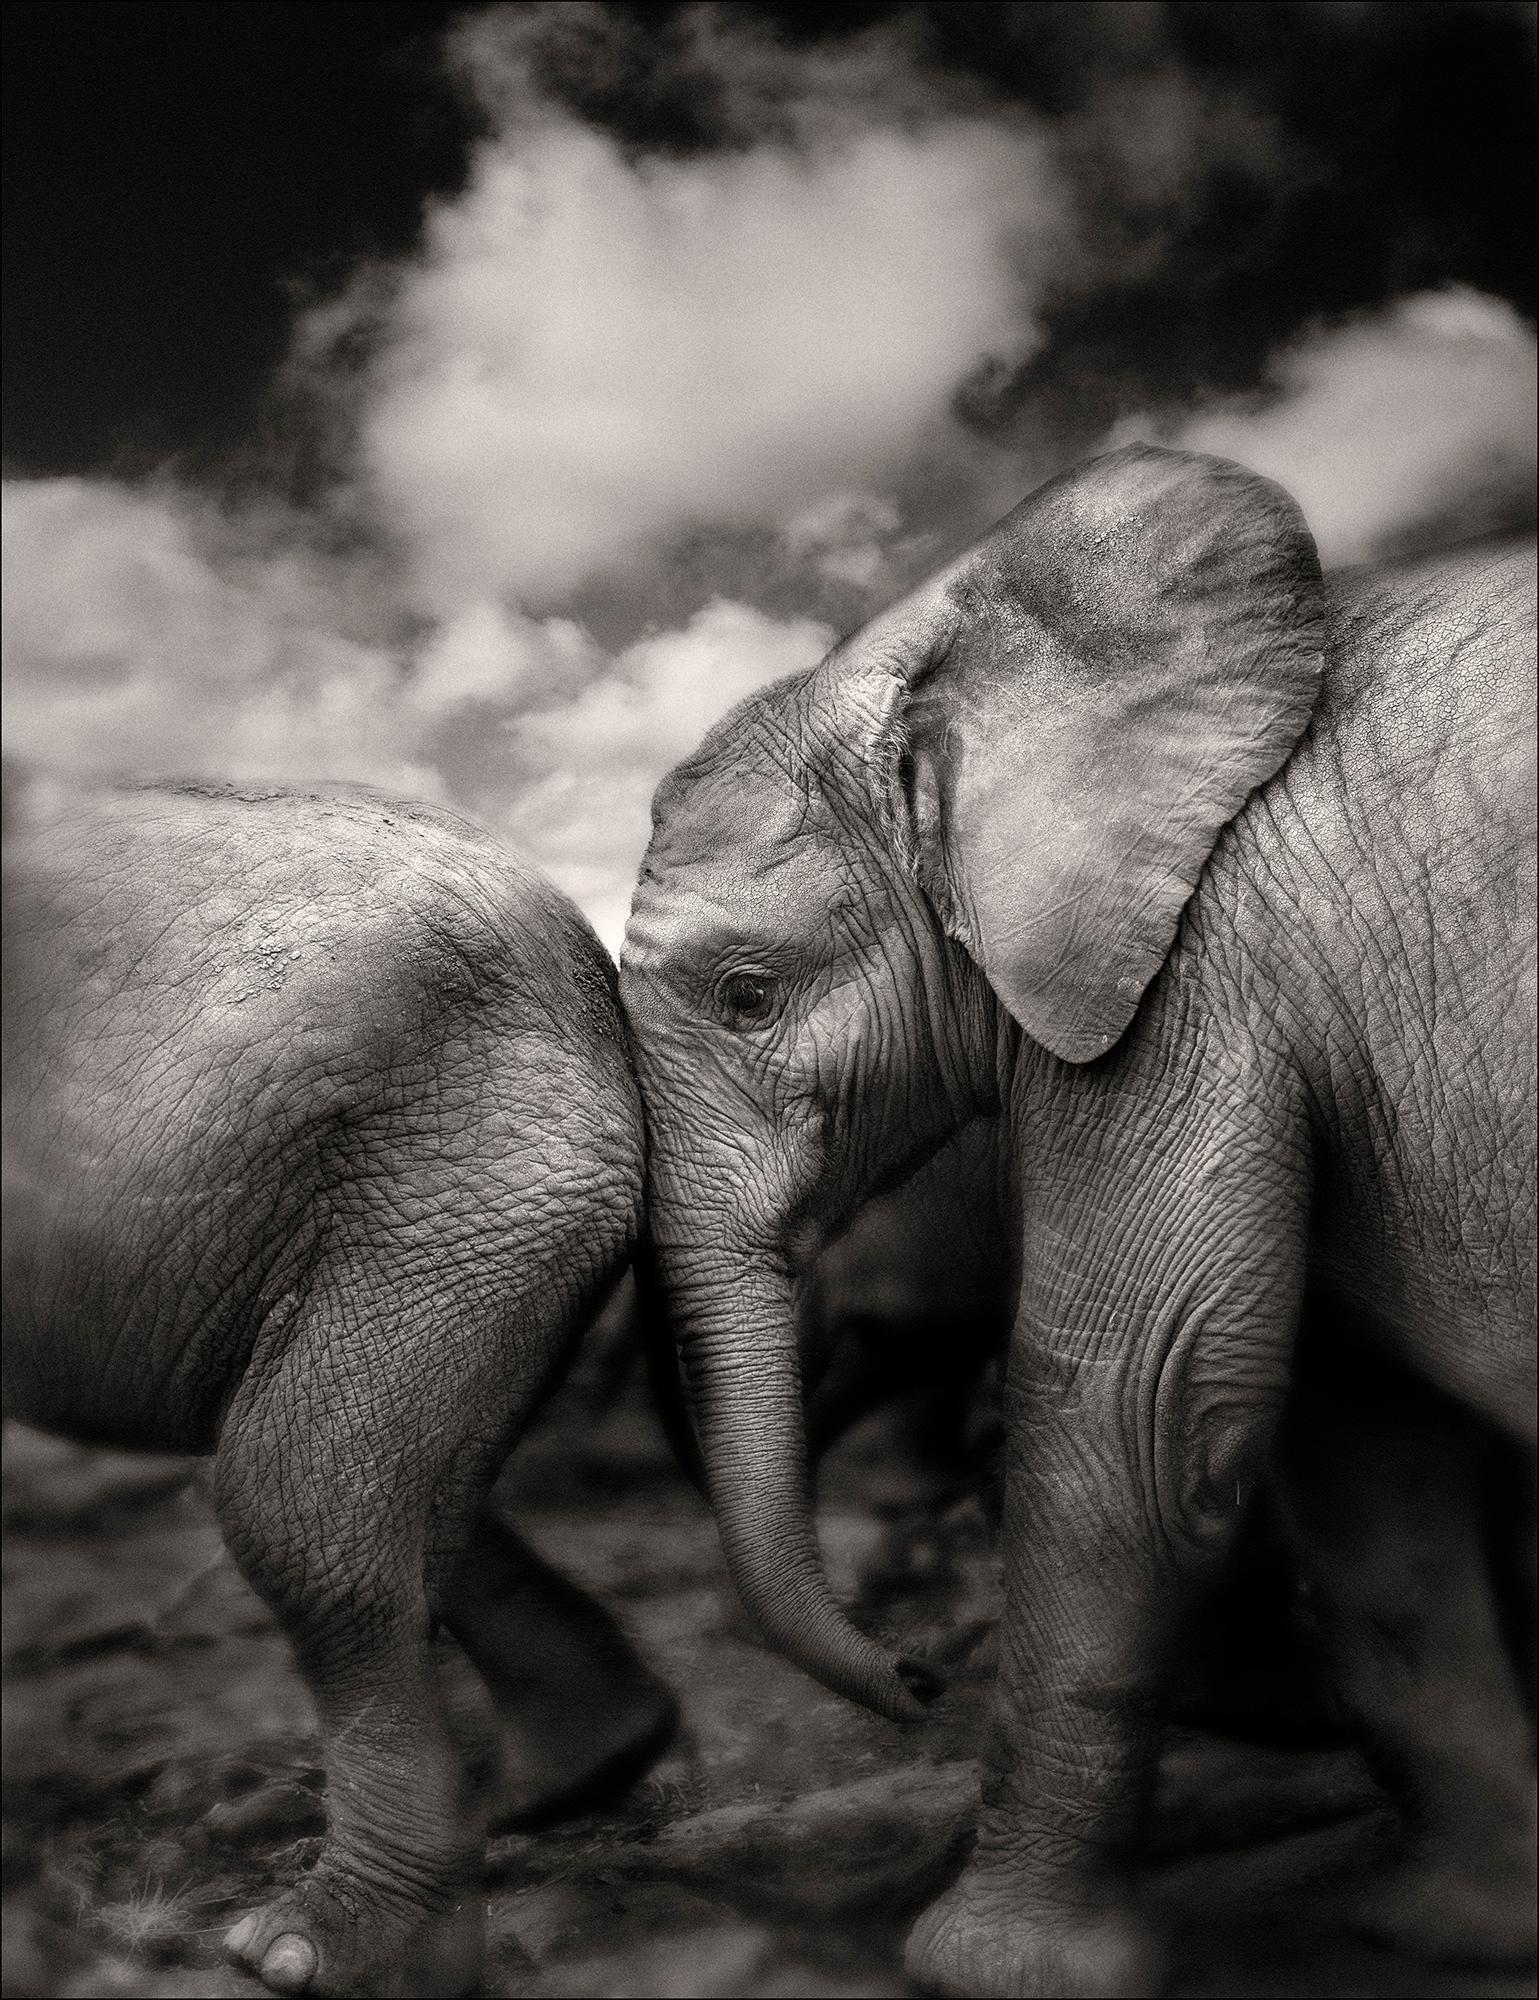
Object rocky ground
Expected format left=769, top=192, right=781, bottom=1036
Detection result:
left=3, top=1365, right=1534, bottom=2000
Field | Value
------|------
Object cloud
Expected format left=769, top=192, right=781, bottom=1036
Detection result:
left=410, top=599, right=597, bottom=715
left=1150, top=288, right=1538, bottom=562
left=337, top=109, right=1056, bottom=615
left=448, top=2, right=989, bottom=156
left=779, top=491, right=921, bottom=596
left=0, top=476, right=559, bottom=823
left=0, top=479, right=431, bottom=797
left=4, top=8, right=1535, bottom=962
left=0, top=476, right=831, bottom=950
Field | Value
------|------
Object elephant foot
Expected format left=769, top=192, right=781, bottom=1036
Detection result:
left=489, top=1673, right=679, bottom=1830
left=905, top=1881, right=1160, bottom=1999
left=224, top=1870, right=485, bottom=1998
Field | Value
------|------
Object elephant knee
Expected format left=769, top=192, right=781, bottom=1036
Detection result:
left=1161, top=1395, right=1275, bottom=1565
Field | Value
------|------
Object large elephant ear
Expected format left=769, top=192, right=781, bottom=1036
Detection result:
left=852, top=445, right=1325, bottom=1063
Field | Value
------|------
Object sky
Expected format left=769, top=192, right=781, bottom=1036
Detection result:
left=4, top=1, right=1536, bottom=949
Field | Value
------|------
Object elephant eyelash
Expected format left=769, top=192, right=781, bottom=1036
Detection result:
left=713, top=968, right=783, bottom=1028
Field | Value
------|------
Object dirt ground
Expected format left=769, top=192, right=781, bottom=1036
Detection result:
left=3, top=1366, right=1534, bottom=2000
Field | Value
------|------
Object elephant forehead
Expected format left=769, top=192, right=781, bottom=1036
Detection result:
left=625, top=839, right=838, bottom=967
left=649, top=749, right=821, bottom=859
left=639, top=751, right=831, bottom=883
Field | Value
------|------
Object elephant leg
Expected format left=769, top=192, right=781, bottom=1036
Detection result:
left=1277, top=1351, right=1537, bottom=1965
left=905, top=1084, right=1308, bottom=2000
left=213, top=1285, right=505, bottom=1999
left=1490, top=1438, right=1537, bottom=1741
left=441, top=1513, right=678, bottom=1829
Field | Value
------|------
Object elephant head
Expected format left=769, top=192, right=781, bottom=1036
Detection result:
left=619, top=445, right=1324, bottom=1722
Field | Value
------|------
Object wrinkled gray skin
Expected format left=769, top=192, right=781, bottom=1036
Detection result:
left=783, top=1123, right=1341, bottom=1752
left=2, top=781, right=676, bottom=2000
left=631, top=1118, right=1013, bottom=1491
left=620, top=446, right=1537, bottom=1998
left=743, top=1123, right=1335, bottom=1743
left=753, top=1114, right=1510, bottom=1760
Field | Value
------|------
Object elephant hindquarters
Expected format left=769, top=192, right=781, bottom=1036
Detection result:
left=213, top=1249, right=501, bottom=1998
left=216, top=1054, right=648, bottom=1996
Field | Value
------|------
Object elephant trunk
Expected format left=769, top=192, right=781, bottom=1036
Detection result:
left=662, top=1231, right=936, bottom=1724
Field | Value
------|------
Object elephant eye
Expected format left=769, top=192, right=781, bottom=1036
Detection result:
left=717, top=970, right=779, bottom=1026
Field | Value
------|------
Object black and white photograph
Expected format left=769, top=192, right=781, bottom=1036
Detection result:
left=3, top=4, right=1535, bottom=1996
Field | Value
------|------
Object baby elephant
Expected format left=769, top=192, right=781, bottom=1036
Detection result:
left=2, top=779, right=676, bottom=1998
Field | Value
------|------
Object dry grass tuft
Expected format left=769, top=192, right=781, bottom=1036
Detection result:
left=86, top=1877, right=201, bottom=1960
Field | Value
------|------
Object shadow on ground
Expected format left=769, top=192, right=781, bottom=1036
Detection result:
left=3, top=1378, right=1534, bottom=1999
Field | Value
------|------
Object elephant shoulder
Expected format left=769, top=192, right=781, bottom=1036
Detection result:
left=1315, top=546, right=1534, bottom=852
left=1191, top=542, right=1538, bottom=1053
left=1315, top=541, right=1535, bottom=747
left=1172, top=543, right=1534, bottom=1008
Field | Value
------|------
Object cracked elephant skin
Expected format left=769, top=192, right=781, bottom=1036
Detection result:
left=637, top=1117, right=1014, bottom=1485
left=646, top=1115, right=1350, bottom=1757
left=2, top=780, right=677, bottom=1998
left=618, top=445, right=1538, bottom=1998
left=731, top=1120, right=1463, bottom=1762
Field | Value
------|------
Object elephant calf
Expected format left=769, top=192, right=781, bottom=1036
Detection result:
left=2, top=779, right=676, bottom=1998
left=621, top=445, right=1536, bottom=1997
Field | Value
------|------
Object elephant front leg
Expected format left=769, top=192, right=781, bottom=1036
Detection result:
left=906, top=1120, right=1306, bottom=1998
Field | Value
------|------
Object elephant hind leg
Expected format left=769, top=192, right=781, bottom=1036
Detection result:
left=213, top=1288, right=501, bottom=1998
left=1277, top=1347, right=1537, bottom=1967
left=441, top=1513, right=679, bottom=1830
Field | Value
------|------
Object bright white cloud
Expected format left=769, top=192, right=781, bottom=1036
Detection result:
left=0, top=479, right=434, bottom=796
left=345, top=110, right=1056, bottom=614
left=1154, top=288, right=1538, bottom=563
left=0, top=478, right=596, bottom=805
left=780, top=491, right=922, bottom=595
left=410, top=599, right=598, bottom=715
left=0, top=476, right=832, bottom=952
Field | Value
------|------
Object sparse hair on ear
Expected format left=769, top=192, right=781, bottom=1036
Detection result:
left=866, top=673, right=918, bottom=880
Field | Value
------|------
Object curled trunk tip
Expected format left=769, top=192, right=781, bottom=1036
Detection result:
left=747, top=1591, right=942, bottom=1723
left=664, top=1218, right=944, bottom=1725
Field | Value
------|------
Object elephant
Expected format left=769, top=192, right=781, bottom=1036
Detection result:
left=618, top=444, right=1537, bottom=1997
left=795, top=1124, right=1539, bottom=1774
left=2, top=778, right=677, bottom=1999
left=620, top=1117, right=1013, bottom=1511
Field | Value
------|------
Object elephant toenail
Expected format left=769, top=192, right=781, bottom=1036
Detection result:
left=223, top=1913, right=259, bottom=1959
left=260, top=1934, right=318, bottom=1993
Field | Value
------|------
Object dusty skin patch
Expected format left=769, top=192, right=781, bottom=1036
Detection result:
left=3, top=1376, right=1534, bottom=2000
